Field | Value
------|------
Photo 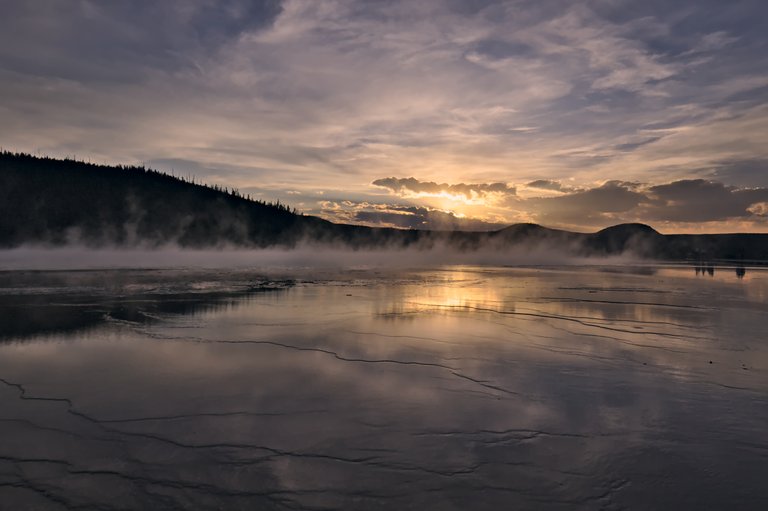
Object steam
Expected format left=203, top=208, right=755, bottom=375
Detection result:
left=0, top=243, right=641, bottom=271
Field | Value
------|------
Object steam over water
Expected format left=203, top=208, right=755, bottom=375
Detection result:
left=1, top=264, right=766, bottom=509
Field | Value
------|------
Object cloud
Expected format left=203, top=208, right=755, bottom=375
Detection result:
left=748, top=202, right=768, bottom=216
left=2, top=0, right=768, bottom=232
left=642, top=179, right=768, bottom=222
left=372, top=177, right=516, bottom=202
left=613, top=136, right=663, bottom=152
left=523, top=178, right=768, bottom=229
left=0, top=1, right=282, bottom=82
left=524, top=180, right=580, bottom=193
left=705, top=158, right=768, bottom=188
left=525, top=181, right=646, bottom=225
left=320, top=200, right=507, bottom=231
left=537, top=6, right=678, bottom=94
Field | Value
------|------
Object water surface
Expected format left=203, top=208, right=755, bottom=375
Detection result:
left=1, top=265, right=766, bottom=510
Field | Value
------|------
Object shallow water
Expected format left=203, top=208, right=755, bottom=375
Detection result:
left=0, top=265, right=766, bottom=510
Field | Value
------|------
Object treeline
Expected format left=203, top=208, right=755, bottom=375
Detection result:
left=0, top=151, right=309, bottom=247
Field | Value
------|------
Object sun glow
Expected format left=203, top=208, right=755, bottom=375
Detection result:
left=397, top=190, right=492, bottom=206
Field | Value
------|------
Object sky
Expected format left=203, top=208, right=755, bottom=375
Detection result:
left=1, top=0, right=768, bottom=233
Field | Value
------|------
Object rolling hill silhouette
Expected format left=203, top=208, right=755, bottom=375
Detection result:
left=2, top=152, right=767, bottom=261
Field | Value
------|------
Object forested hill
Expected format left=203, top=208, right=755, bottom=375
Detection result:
left=0, top=151, right=323, bottom=247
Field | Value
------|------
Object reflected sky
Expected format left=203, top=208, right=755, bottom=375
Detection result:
left=1, top=266, right=767, bottom=509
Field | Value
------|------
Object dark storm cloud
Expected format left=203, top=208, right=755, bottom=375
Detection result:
left=372, top=177, right=516, bottom=200
left=526, top=181, right=646, bottom=224
left=643, top=180, right=768, bottom=222
left=0, top=1, right=282, bottom=81
left=523, top=178, right=768, bottom=227
left=706, top=159, right=768, bottom=188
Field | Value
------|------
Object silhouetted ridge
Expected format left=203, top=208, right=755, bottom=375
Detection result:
left=500, top=223, right=547, bottom=234
left=0, top=151, right=311, bottom=247
left=596, top=223, right=660, bottom=236
left=587, top=223, right=663, bottom=257
left=2, top=152, right=768, bottom=260
left=492, top=223, right=581, bottom=248
left=497, top=223, right=551, bottom=237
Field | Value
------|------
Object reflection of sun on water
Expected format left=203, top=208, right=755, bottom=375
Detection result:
left=377, top=266, right=767, bottom=325
left=399, top=269, right=511, bottom=314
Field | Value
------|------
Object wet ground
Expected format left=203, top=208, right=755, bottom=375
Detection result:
left=0, top=264, right=766, bottom=510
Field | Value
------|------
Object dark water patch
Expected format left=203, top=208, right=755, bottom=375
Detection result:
left=0, top=270, right=294, bottom=340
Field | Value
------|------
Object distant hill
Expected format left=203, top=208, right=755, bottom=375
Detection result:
left=2, top=152, right=768, bottom=261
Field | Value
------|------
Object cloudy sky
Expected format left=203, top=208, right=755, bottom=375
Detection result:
left=2, top=0, right=768, bottom=232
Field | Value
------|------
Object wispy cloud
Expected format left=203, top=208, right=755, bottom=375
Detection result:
left=524, top=180, right=581, bottom=194
left=372, top=177, right=516, bottom=202
left=1, top=0, right=767, bottom=231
